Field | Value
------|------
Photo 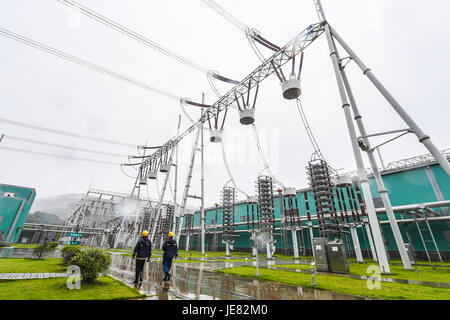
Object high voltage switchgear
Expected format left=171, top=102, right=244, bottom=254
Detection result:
left=307, top=159, right=341, bottom=240
left=256, top=175, right=275, bottom=234
left=161, top=205, right=175, bottom=241
left=221, top=186, right=237, bottom=256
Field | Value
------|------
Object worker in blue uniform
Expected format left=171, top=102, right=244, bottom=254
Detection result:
left=132, top=230, right=152, bottom=283
left=162, top=231, right=178, bottom=281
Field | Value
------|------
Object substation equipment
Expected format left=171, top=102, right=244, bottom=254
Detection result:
left=56, top=0, right=450, bottom=271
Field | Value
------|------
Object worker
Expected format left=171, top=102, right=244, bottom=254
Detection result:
left=132, top=230, right=152, bottom=283
left=162, top=231, right=178, bottom=281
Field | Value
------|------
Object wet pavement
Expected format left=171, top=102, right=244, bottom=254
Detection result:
left=0, top=247, right=61, bottom=258
left=108, top=255, right=365, bottom=300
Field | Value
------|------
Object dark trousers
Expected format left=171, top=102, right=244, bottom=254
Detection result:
left=162, top=257, right=173, bottom=274
left=135, top=259, right=146, bottom=281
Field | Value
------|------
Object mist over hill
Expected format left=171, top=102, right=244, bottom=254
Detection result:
left=30, top=193, right=84, bottom=220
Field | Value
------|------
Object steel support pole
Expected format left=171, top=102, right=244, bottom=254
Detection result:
left=150, top=150, right=175, bottom=244
left=350, top=225, right=363, bottom=263
left=415, top=219, right=430, bottom=262
left=363, top=218, right=378, bottom=261
left=376, top=148, right=386, bottom=170
left=292, top=228, right=299, bottom=259
left=225, top=241, right=230, bottom=257
left=308, top=221, right=315, bottom=259
left=173, top=116, right=181, bottom=235
left=425, top=219, right=443, bottom=262
left=175, top=126, right=201, bottom=244
left=252, top=231, right=257, bottom=256
left=266, top=242, right=272, bottom=259
left=185, top=232, right=190, bottom=251
left=323, top=22, right=391, bottom=273
left=338, top=58, right=412, bottom=270
left=330, top=27, right=450, bottom=177
left=200, top=93, right=206, bottom=255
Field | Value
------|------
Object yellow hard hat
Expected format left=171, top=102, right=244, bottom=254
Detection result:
left=142, top=230, right=149, bottom=237
left=168, top=231, right=174, bottom=238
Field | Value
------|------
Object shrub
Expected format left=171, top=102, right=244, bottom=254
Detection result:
left=32, top=241, right=57, bottom=260
left=47, top=242, right=59, bottom=250
left=71, top=248, right=111, bottom=283
left=61, top=245, right=82, bottom=265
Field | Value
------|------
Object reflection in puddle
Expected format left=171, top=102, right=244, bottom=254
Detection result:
left=109, top=255, right=364, bottom=300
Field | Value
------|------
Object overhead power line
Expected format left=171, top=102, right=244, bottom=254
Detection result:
left=200, top=0, right=248, bottom=33
left=58, top=0, right=240, bottom=85
left=0, top=145, right=120, bottom=166
left=0, top=27, right=181, bottom=101
left=0, top=117, right=136, bottom=148
left=2, top=134, right=127, bottom=158
left=58, top=0, right=208, bottom=74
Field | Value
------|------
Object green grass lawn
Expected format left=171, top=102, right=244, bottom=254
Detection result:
left=0, top=258, right=67, bottom=273
left=218, top=266, right=450, bottom=300
left=275, top=262, right=450, bottom=283
left=0, top=276, right=145, bottom=300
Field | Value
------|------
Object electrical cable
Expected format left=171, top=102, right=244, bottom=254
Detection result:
left=220, top=141, right=248, bottom=197
left=295, top=98, right=325, bottom=161
left=2, top=134, right=127, bottom=158
left=0, top=117, right=136, bottom=148
left=295, top=98, right=339, bottom=176
left=59, top=0, right=240, bottom=85
left=0, top=27, right=181, bottom=101
left=200, top=0, right=248, bottom=33
left=251, top=124, right=285, bottom=188
left=120, top=165, right=138, bottom=178
left=0, top=145, right=120, bottom=166
left=58, top=0, right=207, bottom=73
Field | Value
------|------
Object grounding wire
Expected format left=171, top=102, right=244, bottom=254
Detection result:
left=0, top=145, right=120, bottom=166
left=58, top=0, right=209, bottom=74
left=0, top=27, right=182, bottom=102
left=220, top=141, right=248, bottom=197
left=2, top=134, right=127, bottom=158
left=0, top=117, right=136, bottom=148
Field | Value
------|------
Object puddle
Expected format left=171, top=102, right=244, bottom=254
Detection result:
left=109, top=255, right=364, bottom=300
left=267, top=266, right=450, bottom=289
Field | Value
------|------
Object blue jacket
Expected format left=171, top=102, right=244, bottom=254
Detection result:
left=162, top=238, right=178, bottom=259
left=132, top=236, right=152, bottom=259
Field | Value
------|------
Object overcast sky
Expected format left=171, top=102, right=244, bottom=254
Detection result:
left=1, top=0, right=449, bottom=209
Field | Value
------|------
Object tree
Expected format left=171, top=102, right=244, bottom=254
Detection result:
left=32, top=241, right=58, bottom=260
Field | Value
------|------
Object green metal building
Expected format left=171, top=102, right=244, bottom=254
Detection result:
left=0, top=184, right=36, bottom=244
left=179, top=157, right=450, bottom=261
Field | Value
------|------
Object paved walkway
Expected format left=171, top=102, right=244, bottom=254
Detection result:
left=0, top=273, right=70, bottom=280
